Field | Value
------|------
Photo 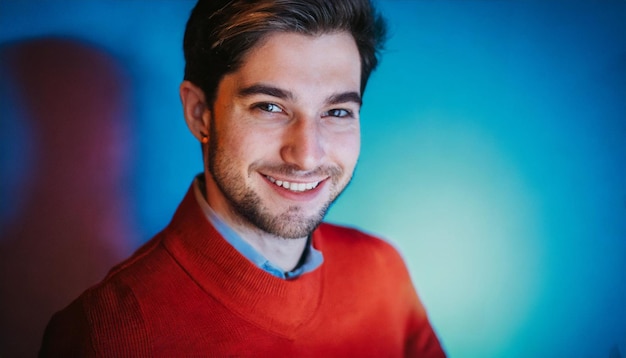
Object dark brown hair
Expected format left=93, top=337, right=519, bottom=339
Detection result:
left=183, top=0, right=387, bottom=105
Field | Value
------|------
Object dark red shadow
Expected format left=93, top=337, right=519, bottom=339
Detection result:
left=0, top=38, right=136, bottom=357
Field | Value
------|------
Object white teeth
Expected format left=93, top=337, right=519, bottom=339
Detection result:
left=265, top=175, right=320, bottom=192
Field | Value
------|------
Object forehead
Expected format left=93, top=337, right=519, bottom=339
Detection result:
left=228, top=31, right=362, bottom=96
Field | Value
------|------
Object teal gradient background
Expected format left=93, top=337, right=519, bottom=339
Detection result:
left=1, top=1, right=625, bottom=357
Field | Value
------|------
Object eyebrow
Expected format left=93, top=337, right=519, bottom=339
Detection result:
left=238, top=84, right=294, bottom=100
left=327, top=91, right=362, bottom=106
left=238, top=83, right=362, bottom=106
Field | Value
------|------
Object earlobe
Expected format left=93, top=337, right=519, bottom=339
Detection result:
left=180, top=80, right=210, bottom=142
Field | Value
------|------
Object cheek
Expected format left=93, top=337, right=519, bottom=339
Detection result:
left=333, top=132, right=361, bottom=169
left=222, top=125, right=276, bottom=165
left=348, top=137, right=361, bottom=168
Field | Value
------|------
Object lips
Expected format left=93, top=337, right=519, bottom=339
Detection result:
left=265, top=175, right=321, bottom=192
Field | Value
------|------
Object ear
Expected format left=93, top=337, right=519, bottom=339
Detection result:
left=180, top=80, right=210, bottom=142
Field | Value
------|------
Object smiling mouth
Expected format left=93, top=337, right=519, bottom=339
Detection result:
left=265, top=175, right=321, bottom=192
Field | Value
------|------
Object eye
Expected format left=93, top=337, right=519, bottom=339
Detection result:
left=324, top=108, right=353, bottom=118
left=254, top=102, right=283, bottom=113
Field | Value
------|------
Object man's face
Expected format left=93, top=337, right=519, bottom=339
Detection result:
left=204, top=31, right=362, bottom=239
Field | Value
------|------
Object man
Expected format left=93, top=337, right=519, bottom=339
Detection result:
left=40, top=0, right=445, bottom=356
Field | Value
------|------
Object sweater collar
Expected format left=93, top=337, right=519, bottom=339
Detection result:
left=162, top=182, right=324, bottom=336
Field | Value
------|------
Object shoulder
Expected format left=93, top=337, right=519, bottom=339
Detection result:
left=314, top=222, right=408, bottom=272
left=40, top=275, right=151, bottom=356
left=316, top=222, right=400, bottom=252
left=40, top=235, right=168, bottom=356
left=315, top=225, right=446, bottom=357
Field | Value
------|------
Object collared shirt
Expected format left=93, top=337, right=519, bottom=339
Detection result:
left=193, top=177, right=324, bottom=279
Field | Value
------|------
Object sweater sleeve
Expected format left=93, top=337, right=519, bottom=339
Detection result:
left=39, top=280, right=151, bottom=357
left=402, top=268, right=446, bottom=357
left=405, top=306, right=447, bottom=358
left=39, top=299, right=96, bottom=357
left=317, top=224, right=447, bottom=357
left=370, top=235, right=446, bottom=357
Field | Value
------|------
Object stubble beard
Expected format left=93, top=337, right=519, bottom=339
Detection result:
left=207, top=127, right=351, bottom=239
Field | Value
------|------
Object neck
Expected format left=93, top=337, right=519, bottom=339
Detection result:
left=231, top=225, right=308, bottom=272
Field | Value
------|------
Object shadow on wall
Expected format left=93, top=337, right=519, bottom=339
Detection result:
left=0, top=38, right=136, bottom=357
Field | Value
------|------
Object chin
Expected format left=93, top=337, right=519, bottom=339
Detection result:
left=251, top=205, right=328, bottom=239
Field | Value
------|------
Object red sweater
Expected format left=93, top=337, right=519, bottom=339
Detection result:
left=40, top=185, right=445, bottom=357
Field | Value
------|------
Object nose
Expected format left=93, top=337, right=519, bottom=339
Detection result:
left=280, top=117, right=326, bottom=171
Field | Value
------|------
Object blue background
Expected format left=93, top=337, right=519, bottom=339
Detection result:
left=1, top=1, right=625, bottom=357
